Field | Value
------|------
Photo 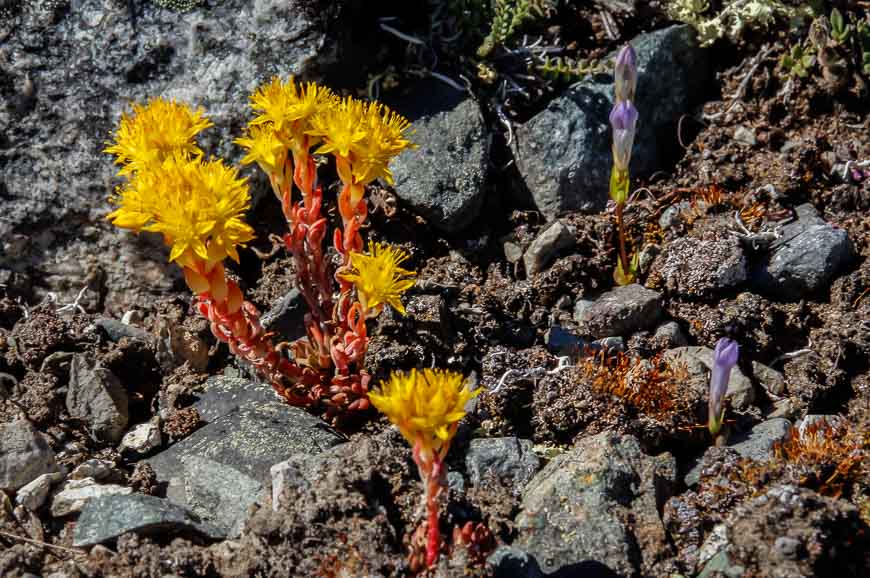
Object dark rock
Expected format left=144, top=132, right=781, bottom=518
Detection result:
left=651, top=236, right=747, bottom=297
left=260, top=288, right=307, bottom=342
left=545, top=325, right=591, bottom=357
left=391, top=81, right=488, bottom=233
left=93, top=319, right=155, bottom=344
left=664, top=346, right=754, bottom=410
left=513, top=25, right=710, bottom=218
left=67, top=354, right=130, bottom=443
left=192, top=376, right=282, bottom=423
left=181, top=456, right=262, bottom=538
left=729, top=419, right=792, bottom=461
left=0, top=419, right=58, bottom=491
left=487, top=546, right=545, bottom=578
left=753, top=204, right=854, bottom=300
left=73, top=494, right=223, bottom=547
left=575, top=283, right=663, bottom=338
left=465, top=437, right=541, bottom=492
left=653, top=321, right=689, bottom=348
left=523, top=221, right=575, bottom=275
left=752, top=361, right=786, bottom=397
left=696, top=485, right=868, bottom=577
left=146, top=400, right=343, bottom=523
left=515, top=432, right=676, bottom=576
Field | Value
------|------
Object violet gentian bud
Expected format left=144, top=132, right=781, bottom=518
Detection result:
left=609, top=101, right=638, bottom=172
left=708, top=337, right=740, bottom=436
left=614, top=44, right=637, bottom=104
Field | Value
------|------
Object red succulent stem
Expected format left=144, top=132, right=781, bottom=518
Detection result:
left=412, top=438, right=448, bottom=568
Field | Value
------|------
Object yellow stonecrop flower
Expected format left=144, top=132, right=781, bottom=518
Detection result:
left=340, top=241, right=416, bottom=315
left=235, top=125, right=287, bottom=176
left=107, top=155, right=255, bottom=265
left=247, top=76, right=335, bottom=149
left=104, top=98, right=212, bottom=176
left=369, top=369, right=479, bottom=452
left=308, top=97, right=414, bottom=185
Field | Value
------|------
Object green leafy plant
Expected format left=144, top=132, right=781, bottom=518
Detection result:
left=536, top=56, right=605, bottom=83
left=779, top=42, right=815, bottom=78
left=668, top=0, right=806, bottom=47
left=857, top=20, right=870, bottom=75
left=477, top=0, right=554, bottom=58
left=829, top=7, right=851, bottom=45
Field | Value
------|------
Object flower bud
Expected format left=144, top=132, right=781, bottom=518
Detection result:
left=708, top=337, right=740, bottom=436
left=614, top=44, right=637, bottom=103
left=609, top=101, right=638, bottom=172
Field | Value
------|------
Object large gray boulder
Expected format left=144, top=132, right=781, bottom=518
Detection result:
left=513, top=25, right=710, bottom=218
left=0, top=0, right=366, bottom=309
left=515, top=432, right=676, bottom=576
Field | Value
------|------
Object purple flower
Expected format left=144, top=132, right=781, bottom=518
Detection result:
left=609, top=101, right=638, bottom=171
left=614, top=44, right=637, bottom=103
left=708, top=337, right=739, bottom=436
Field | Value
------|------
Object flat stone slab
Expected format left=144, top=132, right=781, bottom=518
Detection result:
left=73, top=494, right=223, bottom=547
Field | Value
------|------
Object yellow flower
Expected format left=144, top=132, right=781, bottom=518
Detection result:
left=308, top=98, right=414, bottom=185
left=308, top=95, right=367, bottom=159
left=107, top=155, right=255, bottom=265
left=369, top=369, right=479, bottom=451
left=340, top=241, right=416, bottom=315
left=104, top=98, right=212, bottom=176
left=235, top=125, right=287, bottom=175
left=247, top=76, right=334, bottom=147
left=352, top=103, right=414, bottom=185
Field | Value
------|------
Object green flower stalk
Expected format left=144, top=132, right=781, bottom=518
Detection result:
left=609, top=44, right=639, bottom=285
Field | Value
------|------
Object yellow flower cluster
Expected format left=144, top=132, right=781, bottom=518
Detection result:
left=105, top=98, right=254, bottom=266
left=340, top=241, right=416, bottom=315
left=368, top=369, right=479, bottom=452
left=236, top=77, right=414, bottom=185
left=105, top=98, right=212, bottom=176
left=108, top=155, right=254, bottom=265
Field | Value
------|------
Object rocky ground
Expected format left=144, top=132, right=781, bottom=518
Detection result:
left=0, top=1, right=868, bottom=577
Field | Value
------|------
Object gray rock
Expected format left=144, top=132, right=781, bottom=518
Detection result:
left=575, top=283, right=663, bottom=338
left=192, top=376, right=282, bottom=423
left=260, top=288, right=307, bottom=342
left=664, top=346, right=755, bottom=409
left=118, top=417, right=162, bottom=455
left=658, top=201, right=690, bottom=230
left=503, top=240, right=525, bottom=264
left=733, top=126, right=757, bottom=147
left=513, top=25, right=710, bottom=218
left=523, top=221, right=575, bottom=275
left=487, top=546, right=545, bottom=578
left=0, top=419, right=58, bottom=491
left=93, top=319, right=154, bottom=344
left=515, top=432, right=676, bottom=576
left=653, top=236, right=747, bottom=297
left=181, top=456, right=262, bottom=538
left=391, top=81, right=488, bottom=233
left=465, top=437, right=541, bottom=491
left=50, top=478, right=133, bottom=517
left=729, top=419, right=792, bottom=461
left=147, top=401, right=343, bottom=514
left=73, top=493, right=223, bottom=547
left=544, top=325, right=590, bottom=357
left=752, top=361, right=786, bottom=397
left=0, top=0, right=363, bottom=309
left=654, top=321, right=689, bottom=348
left=572, top=299, right=594, bottom=323
left=753, top=204, right=854, bottom=300
left=70, top=459, right=120, bottom=482
left=16, top=472, right=64, bottom=511
left=67, top=354, right=129, bottom=443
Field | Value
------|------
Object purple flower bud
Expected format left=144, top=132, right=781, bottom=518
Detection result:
left=708, top=337, right=739, bottom=436
left=610, top=101, right=638, bottom=171
left=614, top=44, right=637, bottom=103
